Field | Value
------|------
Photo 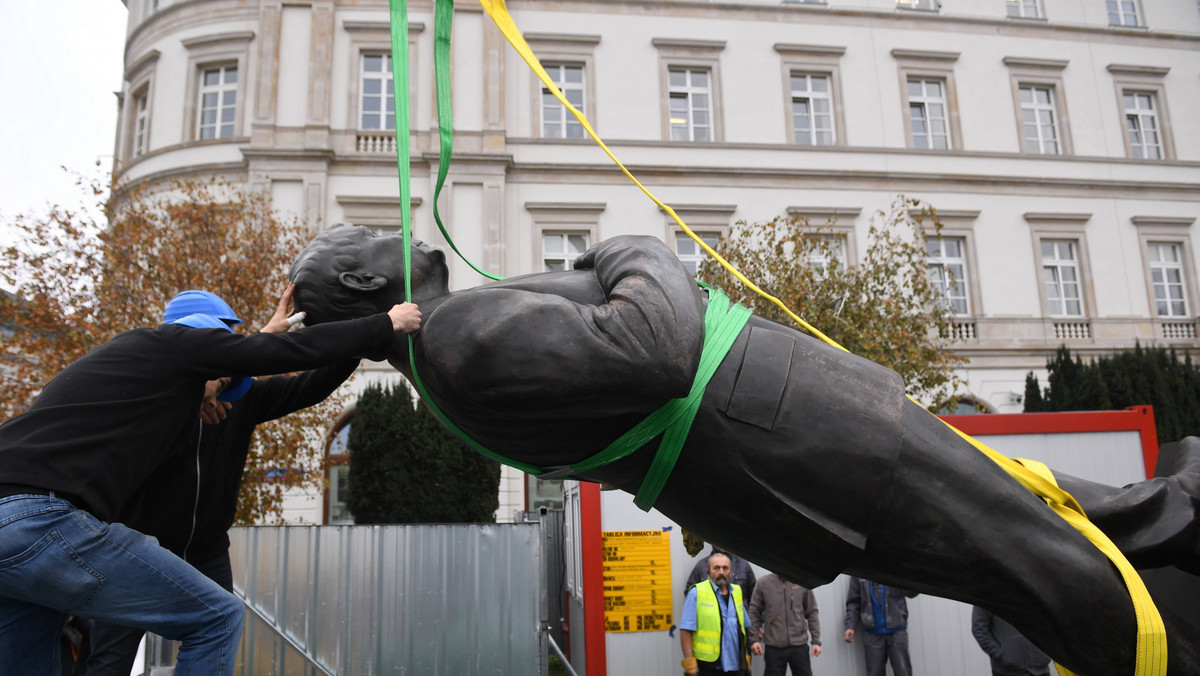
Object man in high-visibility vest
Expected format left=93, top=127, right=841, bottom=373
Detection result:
left=680, top=553, right=751, bottom=675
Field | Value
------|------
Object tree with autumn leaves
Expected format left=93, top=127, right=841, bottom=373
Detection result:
left=0, top=177, right=346, bottom=523
left=699, top=196, right=965, bottom=406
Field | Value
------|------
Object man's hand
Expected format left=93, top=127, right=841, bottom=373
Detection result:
left=262, top=283, right=299, bottom=334
left=843, top=629, right=855, bottom=643
left=680, top=657, right=698, bottom=675
left=388, top=303, right=421, bottom=333
left=751, top=641, right=763, bottom=656
left=199, top=378, right=232, bottom=424
left=811, top=644, right=822, bottom=657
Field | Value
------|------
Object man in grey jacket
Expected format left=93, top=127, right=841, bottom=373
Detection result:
left=971, top=606, right=1052, bottom=676
left=748, top=573, right=821, bottom=676
left=843, top=576, right=918, bottom=676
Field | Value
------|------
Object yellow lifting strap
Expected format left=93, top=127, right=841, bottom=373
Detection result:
left=476, top=2, right=1168, bottom=672
left=1014, top=458, right=1168, bottom=676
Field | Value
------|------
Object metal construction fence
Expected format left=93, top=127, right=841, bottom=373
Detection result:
left=149, top=523, right=548, bottom=675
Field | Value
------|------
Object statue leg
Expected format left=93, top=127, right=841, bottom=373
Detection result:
left=1053, top=437, right=1200, bottom=574
left=851, top=401, right=1200, bottom=676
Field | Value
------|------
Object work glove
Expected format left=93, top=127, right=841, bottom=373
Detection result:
left=682, top=657, right=699, bottom=675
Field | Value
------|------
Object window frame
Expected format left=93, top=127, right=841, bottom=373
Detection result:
left=1107, top=0, right=1143, bottom=27
left=323, top=410, right=355, bottom=525
left=523, top=33, right=600, bottom=139
left=785, top=206, right=862, bottom=268
left=525, top=202, right=605, bottom=274
left=121, top=49, right=159, bottom=163
left=662, top=203, right=736, bottom=278
left=775, top=43, right=847, bottom=147
left=344, top=20, right=423, bottom=151
left=358, top=52, right=395, bottom=132
left=893, top=49, right=962, bottom=151
left=1133, top=217, right=1199, bottom=321
left=1025, top=213, right=1096, bottom=320
left=922, top=210, right=982, bottom=318
left=1004, top=57, right=1073, bottom=156
left=1108, top=64, right=1175, bottom=160
left=896, top=0, right=940, bottom=10
left=336, top=194, right=423, bottom=234
left=181, top=32, right=253, bottom=144
left=653, top=38, right=726, bottom=143
left=1006, top=0, right=1043, bottom=19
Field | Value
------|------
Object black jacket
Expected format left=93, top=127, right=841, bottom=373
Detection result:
left=971, top=606, right=1051, bottom=676
left=0, top=315, right=392, bottom=521
left=118, top=360, right=358, bottom=559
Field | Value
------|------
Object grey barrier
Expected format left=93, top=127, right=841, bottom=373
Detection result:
left=147, top=523, right=547, bottom=675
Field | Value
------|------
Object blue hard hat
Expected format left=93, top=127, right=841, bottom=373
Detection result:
left=169, top=312, right=251, bottom=402
left=163, top=291, right=242, bottom=326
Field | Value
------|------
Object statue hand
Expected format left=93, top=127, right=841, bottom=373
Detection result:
left=388, top=303, right=422, bottom=333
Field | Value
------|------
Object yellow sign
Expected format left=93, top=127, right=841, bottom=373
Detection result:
left=602, top=530, right=673, bottom=633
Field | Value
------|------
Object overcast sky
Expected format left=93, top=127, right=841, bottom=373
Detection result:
left=0, top=1, right=128, bottom=242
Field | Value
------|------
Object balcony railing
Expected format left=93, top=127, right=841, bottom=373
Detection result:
left=356, top=131, right=397, bottom=154
left=1053, top=320, right=1091, bottom=341
left=1161, top=320, right=1198, bottom=340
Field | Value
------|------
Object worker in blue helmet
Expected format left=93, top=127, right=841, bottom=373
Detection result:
left=83, top=287, right=363, bottom=676
left=0, top=284, right=420, bottom=675
left=164, top=290, right=251, bottom=402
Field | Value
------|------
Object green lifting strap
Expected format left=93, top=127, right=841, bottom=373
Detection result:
left=571, top=287, right=752, bottom=511
left=389, top=1, right=753, bottom=504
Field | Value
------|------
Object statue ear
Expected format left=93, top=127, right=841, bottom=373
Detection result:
left=338, top=270, right=388, bottom=292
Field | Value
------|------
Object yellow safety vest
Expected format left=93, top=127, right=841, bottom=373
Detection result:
left=692, top=581, right=747, bottom=663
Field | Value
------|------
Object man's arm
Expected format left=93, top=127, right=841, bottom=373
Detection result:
left=680, top=586, right=700, bottom=674
left=970, top=606, right=1004, bottom=659
left=843, top=578, right=860, bottom=642
left=803, top=588, right=821, bottom=648
left=747, top=582, right=765, bottom=655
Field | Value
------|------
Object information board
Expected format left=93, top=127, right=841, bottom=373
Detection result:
left=602, top=530, right=673, bottom=632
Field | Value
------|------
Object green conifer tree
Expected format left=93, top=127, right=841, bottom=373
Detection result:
left=347, top=383, right=500, bottom=524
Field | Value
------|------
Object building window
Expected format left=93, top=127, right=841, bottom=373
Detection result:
left=790, top=73, right=835, bottom=146
left=542, top=64, right=585, bottom=139
left=325, top=419, right=353, bottom=525
left=806, top=234, right=847, bottom=272
left=908, top=78, right=951, bottom=149
left=896, top=0, right=938, bottom=9
left=1042, top=240, right=1083, bottom=317
left=132, top=92, right=149, bottom=158
left=927, top=237, right=970, bottom=315
left=675, top=232, right=721, bottom=277
left=1019, top=85, right=1059, bottom=154
left=668, top=68, right=713, bottom=142
left=1148, top=242, right=1189, bottom=317
left=360, top=54, right=394, bottom=131
left=543, top=233, right=590, bottom=272
left=1123, top=90, right=1162, bottom=159
left=197, top=65, right=237, bottom=140
left=1107, top=0, right=1141, bottom=26
left=1006, top=0, right=1042, bottom=18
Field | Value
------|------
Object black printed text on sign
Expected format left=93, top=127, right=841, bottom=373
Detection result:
left=602, top=530, right=673, bottom=633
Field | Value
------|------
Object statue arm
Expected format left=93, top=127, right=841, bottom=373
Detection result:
left=423, top=235, right=705, bottom=412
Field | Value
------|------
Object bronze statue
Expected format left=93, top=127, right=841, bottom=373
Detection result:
left=291, top=225, right=1200, bottom=675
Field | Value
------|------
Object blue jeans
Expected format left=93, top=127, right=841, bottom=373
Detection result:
left=0, top=494, right=243, bottom=675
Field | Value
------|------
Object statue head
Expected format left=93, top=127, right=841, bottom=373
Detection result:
left=289, top=224, right=448, bottom=325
